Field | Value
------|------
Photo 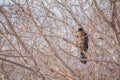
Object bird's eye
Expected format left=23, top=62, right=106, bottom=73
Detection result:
left=77, top=36, right=79, bottom=38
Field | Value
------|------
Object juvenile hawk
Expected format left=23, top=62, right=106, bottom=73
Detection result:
left=76, top=28, right=88, bottom=64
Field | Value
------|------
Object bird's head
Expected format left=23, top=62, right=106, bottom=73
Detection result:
left=78, top=28, right=83, bottom=32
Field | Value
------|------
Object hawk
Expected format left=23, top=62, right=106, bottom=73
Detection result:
left=76, top=28, right=88, bottom=64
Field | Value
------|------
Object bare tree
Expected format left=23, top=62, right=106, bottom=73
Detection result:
left=0, top=0, right=120, bottom=80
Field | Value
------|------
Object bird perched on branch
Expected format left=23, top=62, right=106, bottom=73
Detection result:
left=76, top=28, right=88, bottom=64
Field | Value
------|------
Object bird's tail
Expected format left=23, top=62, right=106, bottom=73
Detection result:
left=81, top=52, right=87, bottom=64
